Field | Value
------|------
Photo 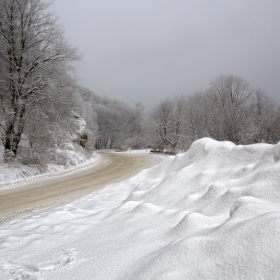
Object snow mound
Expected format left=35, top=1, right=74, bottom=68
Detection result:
left=1, top=138, right=280, bottom=279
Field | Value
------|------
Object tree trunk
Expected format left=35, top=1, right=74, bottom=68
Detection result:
left=4, top=104, right=25, bottom=160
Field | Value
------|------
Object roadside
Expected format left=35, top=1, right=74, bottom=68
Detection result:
left=0, top=152, right=101, bottom=190
left=0, top=152, right=158, bottom=224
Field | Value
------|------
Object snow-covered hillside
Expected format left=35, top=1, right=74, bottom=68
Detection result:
left=0, top=111, right=91, bottom=184
left=1, top=138, right=280, bottom=279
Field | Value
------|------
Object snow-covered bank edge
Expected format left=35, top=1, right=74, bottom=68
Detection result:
left=0, top=150, right=165, bottom=191
left=0, top=153, right=102, bottom=191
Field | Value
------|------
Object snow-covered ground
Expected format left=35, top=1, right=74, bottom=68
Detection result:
left=0, top=151, right=100, bottom=190
left=0, top=110, right=93, bottom=187
left=1, top=138, right=280, bottom=279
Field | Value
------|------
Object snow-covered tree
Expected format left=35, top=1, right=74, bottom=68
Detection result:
left=209, top=75, right=252, bottom=143
left=0, top=0, right=78, bottom=161
left=144, top=74, right=280, bottom=152
left=78, top=86, right=144, bottom=151
left=144, top=98, right=183, bottom=152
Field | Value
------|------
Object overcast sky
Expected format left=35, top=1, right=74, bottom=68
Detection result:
left=51, top=0, right=280, bottom=107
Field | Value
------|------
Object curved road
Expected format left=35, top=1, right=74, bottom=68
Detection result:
left=0, top=152, right=156, bottom=224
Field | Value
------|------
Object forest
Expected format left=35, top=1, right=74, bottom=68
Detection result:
left=0, top=0, right=279, bottom=168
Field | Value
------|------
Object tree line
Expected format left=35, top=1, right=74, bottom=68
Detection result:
left=144, top=75, right=280, bottom=152
left=79, top=74, right=280, bottom=154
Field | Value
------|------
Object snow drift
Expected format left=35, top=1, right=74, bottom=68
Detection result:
left=1, top=138, right=280, bottom=279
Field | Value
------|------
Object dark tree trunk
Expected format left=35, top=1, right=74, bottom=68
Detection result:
left=4, top=104, right=25, bottom=160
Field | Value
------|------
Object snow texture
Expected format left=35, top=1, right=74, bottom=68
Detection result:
left=1, top=138, right=280, bottom=279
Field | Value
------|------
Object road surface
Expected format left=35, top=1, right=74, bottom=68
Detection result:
left=0, top=152, right=157, bottom=224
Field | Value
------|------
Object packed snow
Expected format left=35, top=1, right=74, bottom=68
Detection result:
left=1, top=138, right=280, bottom=279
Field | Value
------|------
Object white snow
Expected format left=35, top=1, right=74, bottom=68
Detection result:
left=0, top=152, right=100, bottom=191
left=1, top=138, right=280, bottom=279
left=0, top=110, right=92, bottom=186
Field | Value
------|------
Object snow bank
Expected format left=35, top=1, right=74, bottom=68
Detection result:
left=0, top=163, right=39, bottom=185
left=0, top=152, right=100, bottom=190
left=1, top=138, right=280, bottom=279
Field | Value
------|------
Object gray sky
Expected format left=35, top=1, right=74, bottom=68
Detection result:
left=51, top=0, right=280, bottom=107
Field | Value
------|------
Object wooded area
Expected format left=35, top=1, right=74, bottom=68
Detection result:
left=144, top=75, right=280, bottom=152
left=0, top=0, right=279, bottom=167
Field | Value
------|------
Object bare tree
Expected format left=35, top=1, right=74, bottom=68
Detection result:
left=249, top=89, right=280, bottom=143
left=254, top=89, right=273, bottom=125
left=179, top=92, right=210, bottom=148
left=209, top=75, right=252, bottom=143
left=0, top=0, right=78, bottom=161
left=144, top=98, right=182, bottom=152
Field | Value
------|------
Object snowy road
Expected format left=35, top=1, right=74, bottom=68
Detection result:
left=0, top=152, right=156, bottom=224
left=1, top=139, right=280, bottom=279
